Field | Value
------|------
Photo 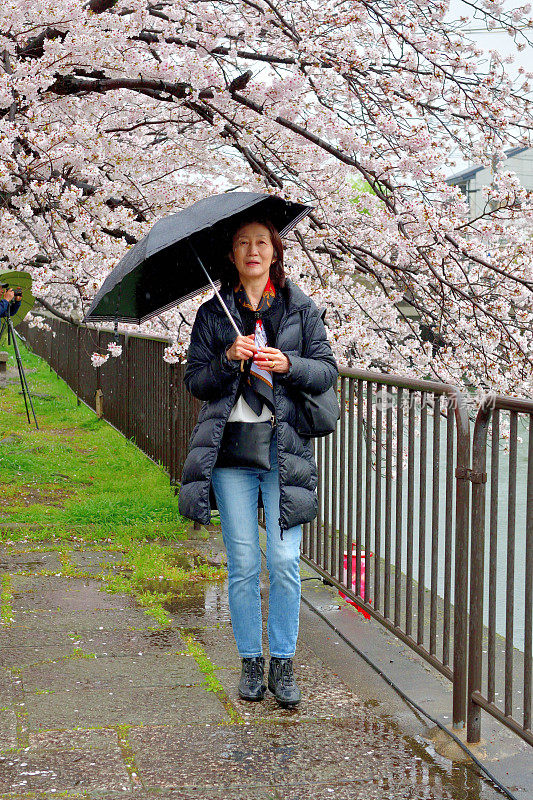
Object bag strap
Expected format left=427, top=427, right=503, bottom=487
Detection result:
left=300, top=306, right=327, bottom=358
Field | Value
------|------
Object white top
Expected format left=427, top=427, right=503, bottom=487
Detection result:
left=227, top=395, right=273, bottom=423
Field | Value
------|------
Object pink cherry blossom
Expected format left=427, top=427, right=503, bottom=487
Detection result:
left=107, top=341, right=123, bottom=357
left=90, top=352, right=109, bottom=368
left=0, top=0, right=532, bottom=400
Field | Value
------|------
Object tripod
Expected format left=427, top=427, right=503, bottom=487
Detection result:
left=0, top=313, right=38, bottom=428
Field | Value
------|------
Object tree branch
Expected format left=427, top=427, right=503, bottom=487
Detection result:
left=34, top=297, right=81, bottom=326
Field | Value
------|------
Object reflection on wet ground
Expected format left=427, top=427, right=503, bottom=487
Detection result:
left=163, top=580, right=230, bottom=622
left=0, top=543, right=510, bottom=799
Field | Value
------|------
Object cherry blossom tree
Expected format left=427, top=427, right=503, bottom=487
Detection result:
left=1, top=0, right=533, bottom=401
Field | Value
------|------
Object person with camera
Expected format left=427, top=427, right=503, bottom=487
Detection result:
left=178, top=217, right=338, bottom=708
left=0, top=285, right=22, bottom=319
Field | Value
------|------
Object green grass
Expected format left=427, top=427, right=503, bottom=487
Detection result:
left=182, top=633, right=242, bottom=722
left=183, top=634, right=224, bottom=693
left=0, top=344, right=226, bottom=624
left=0, top=574, right=13, bottom=624
left=0, top=346, right=187, bottom=532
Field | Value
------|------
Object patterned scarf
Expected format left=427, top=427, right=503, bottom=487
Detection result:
left=234, top=277, right=276, bottom=415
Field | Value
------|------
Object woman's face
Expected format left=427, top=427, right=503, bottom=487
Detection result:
left=230, top=222, right=275, bottom=284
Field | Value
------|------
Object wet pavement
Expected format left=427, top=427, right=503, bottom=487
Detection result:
left=0, top=540, right=514, bottom=799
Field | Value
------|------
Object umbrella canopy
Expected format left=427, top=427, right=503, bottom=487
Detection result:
left=83, top=192, right=312, bottom=324
left=0, top=271, right=35, bottom=344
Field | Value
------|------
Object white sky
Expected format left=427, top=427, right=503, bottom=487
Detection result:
left=447, top=0, right=533, bottom=172
left=448, top=0, right=532, bottom=75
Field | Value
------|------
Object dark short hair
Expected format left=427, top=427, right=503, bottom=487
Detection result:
left=221, top=217, right=286, bottom=289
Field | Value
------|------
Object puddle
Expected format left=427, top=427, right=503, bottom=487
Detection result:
left=163, top=580, right=230, bottom=624
left=167, top=552, right=194, bottom=570
left=146, top=627, right=184, bottom=647
left=403, top=734, right=498, bottom=800
left=167, top=550, right=224, bottom=569
left=164, top=586, right=211, bottom=613
left=135, top=550, right=226, bottom=596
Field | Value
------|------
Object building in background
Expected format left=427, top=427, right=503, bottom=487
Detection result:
left=446, top=146, right=533, bottom=219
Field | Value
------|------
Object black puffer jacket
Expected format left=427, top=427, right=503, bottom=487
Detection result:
left=178, top=279, right=338, bottom=530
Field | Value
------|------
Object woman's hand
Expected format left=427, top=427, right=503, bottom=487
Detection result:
left=226, top=334, right=257, bottom=362
left=253, top=346, right=291, bottom=374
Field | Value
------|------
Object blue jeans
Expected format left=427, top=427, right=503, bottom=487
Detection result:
left=211, top=434, right=302, bottom=659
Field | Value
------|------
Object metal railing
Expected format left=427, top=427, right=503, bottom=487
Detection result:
left=16, top=317, right=532, bottom=746
left=468, top=395, right=533, bottom=746
left=18, top=319, right=201, bottom=482
left=300, top=371, right=471, bottom=731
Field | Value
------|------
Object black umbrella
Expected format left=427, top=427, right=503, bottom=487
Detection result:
left=84, top=192, right=312, bottom=328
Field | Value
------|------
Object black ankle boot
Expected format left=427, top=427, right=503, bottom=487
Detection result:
left=238, top=656, right=266, bottom=701
left=268, top=657, right=301, bottom=707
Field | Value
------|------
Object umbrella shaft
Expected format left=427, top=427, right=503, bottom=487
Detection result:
left=188, top=241, right=242, bottom=337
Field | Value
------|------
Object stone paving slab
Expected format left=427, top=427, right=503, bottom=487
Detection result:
left=0, top=645, right=84, bottom=668
left=0, top=669, right=12, bottom=696
left=0, top=629, right=68, bottom=649
left=0, top=551, right=62, bottom=573
left=126, top=720, right=478, bottom=797
left=22, top=653, right=202, bottom=692
left=7, top=609, right=157, bottom=632
left=26, top=686, right=229, bottom=730
left=0, top=708, right=17, bottom=751
left=27, top=727, right=126, bottom=750
left=68, top=550, right=125, bottom=575
left=0, top=794, right=129, bottom=800
left=10, top=579, right=138, bottom=613
left=0, top=625, right=186, bottom=669
left=63, top=626, right=186, bottom=658
left=184, top=624, right=239, bottom=669
left=0, top=668, right=16, bottom=750
left=0, top=729, right=129, bottom=795
left=10, top=576, right=83, bottom=593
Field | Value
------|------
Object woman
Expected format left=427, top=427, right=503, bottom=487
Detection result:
left=179, top=217, right=338, bottom=707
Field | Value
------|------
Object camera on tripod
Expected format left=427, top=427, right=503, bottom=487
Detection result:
left=0, top=272, right=37, bottom=427
left=0, top=282, right=23, bottom=302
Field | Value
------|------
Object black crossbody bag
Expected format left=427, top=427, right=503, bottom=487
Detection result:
left=294, top=384, right=340, bottom=438
left=216, top=358, right=274, bottom=470
left=216, top=419, right=274, bottom=470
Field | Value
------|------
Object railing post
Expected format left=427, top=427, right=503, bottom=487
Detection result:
left=467, top=399, right=490, bottom=742
left=48, top=319, right=52, bottom=371
left=95, top=329, right=101, bottom=413
left=124, top=334, right=130, bottom=439
left=451, top=387, right=471, bottom=730
left=76, top=326, right=81, bottom=406
left=169, top=363, right=178, bottom=487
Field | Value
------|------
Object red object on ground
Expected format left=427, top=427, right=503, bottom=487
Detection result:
left=339, top=545, right=373, bottom=619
